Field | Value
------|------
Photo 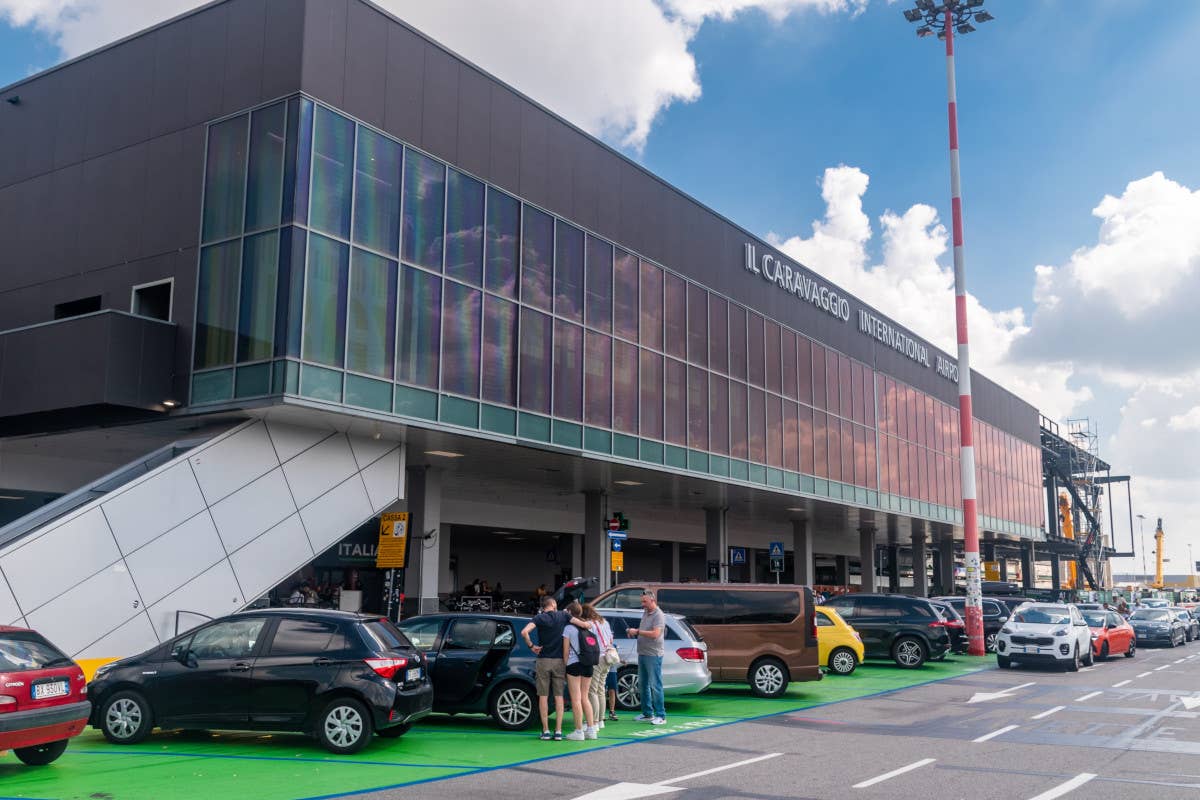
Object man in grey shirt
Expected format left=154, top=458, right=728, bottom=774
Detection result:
left=626, top=589, right=666, bottom=724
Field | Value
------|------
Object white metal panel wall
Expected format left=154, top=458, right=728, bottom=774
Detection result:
left=0, top=419, right=404, bottom=660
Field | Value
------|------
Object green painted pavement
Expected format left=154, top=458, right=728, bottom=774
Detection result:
left=0, top=657, right=990, bottom=800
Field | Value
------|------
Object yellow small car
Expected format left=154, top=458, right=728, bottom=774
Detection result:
left=816, top=605, right=865, bottom=675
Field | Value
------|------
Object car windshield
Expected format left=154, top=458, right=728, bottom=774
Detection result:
left=360, top=619, right=414, bottom=652
left=1174, top=611, right=1191, bottom=621
left=1130, top=610, right=1171, bottom=621
left=1143, top=600, right=1169, bottom=608
left=0, top=631, right=72, bottom=671
left=1012, top=606, right=1071, bottom=625
left=1082, top=611, right=1107, bottom=627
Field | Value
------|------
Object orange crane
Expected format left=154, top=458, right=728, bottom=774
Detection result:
left=1151, top=518, right=1165, bottom=589
left=1059, top=493, right=1077, bottom=589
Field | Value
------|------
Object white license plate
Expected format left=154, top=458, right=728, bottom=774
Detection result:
left=406, top=668, right=421, bottom=682
left=33, top=681, right=69, bottom=700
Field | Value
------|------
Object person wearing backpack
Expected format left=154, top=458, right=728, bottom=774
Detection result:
left=584, top=604, right=618, bottom=728
left=562, top=601, right=599, bottom=740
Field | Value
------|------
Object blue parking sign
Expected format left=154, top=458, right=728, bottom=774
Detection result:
left=769, top=541, right=784, bottom=558
left=730, top=547, right=747, bottom=565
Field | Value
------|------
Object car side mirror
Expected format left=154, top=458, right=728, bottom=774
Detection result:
left=1074, top=620, right=1087, bottom=627
left=178, top=649, right=199, bottom=668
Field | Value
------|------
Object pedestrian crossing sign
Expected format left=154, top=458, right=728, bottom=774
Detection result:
left=730, top=547, right=747, bottom=565
left=769, top=541, right=784, bottom=558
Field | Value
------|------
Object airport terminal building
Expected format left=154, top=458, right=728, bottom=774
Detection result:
left=0, top=0, right=1048, bottom=662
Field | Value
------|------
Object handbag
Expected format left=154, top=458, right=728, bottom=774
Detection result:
left=598, top=621, right=621, bottom=666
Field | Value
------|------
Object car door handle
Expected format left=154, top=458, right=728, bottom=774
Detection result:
left=231, top=662, right=252, bottom=672
left=313, top=658, right=333, bottom=666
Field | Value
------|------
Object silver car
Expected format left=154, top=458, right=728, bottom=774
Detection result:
left=598, top=608, right=712, bottom=711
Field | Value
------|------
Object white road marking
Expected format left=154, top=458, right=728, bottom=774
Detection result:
left=852, top=758, right=936, bottom=788
left=1075, top=691, right=1102, bottom=702
left=1175, top=658, right=1186, bottom=664
left=1026, top=773, right=1097, bottom=800
left=973, top=724, right=1019, bottom=743
left=967, top=681, right=1036, bottom=704
left=1155, top=665, right=1171, bottom=671
left=1137, top=671, right=1153, bottom=678
left=1077, top=667, right=1094, bottom=672
left=570, top=754, right=783, bottom=800
left=1032, top=705, right=1065, bottom=720
left=1181, top=695, right=1200, bottom=711
left=1111, top=680, right=1131, bottom=688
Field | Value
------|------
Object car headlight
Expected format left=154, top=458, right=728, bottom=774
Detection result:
left=1000, top=626, right=1013, bottom=635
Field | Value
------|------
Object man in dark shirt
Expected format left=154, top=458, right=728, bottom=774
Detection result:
left=521, top=596, right=585, bottom=740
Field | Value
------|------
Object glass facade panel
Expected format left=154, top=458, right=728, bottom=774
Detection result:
left=728, top=305, right=747, bottom=381
left=781, top=330, right=796, bottom=400
left=613, top=340, right=638, bottom=434
left=639, top=261, right=664, bottom=350
left=585, top=235, right=613, bottom=332
left=440, top=280, right=481, bottom=395
left=813, top=411, right=828, bottom=478
left=553, top=320, right=583, bottom=420
left=518, top=205, right=552, bottom=310
left=729, top=381, right=748, bottom=459
left=639, top=349, right=663, bottom=439
left=282, top=97, right=313, bottom=225
left=396, top=265, right=441, bottom=389
left=352, top=126, right=402, bottom=255
left=274, top=227, right=306, bottom=359
left=765, top=393, right=782, bottom=468
left=687, top=284, right=707, bottom=367
left=811, top=345, right=826, bottom=410
left=764, top=320, right=781, bottom=395
left=237, top=231, right=279, bottom=362
left=864, top=369, right=876, bottom=428
left=518, top=308, right=551, bottom=413
left=825, top=351, right=839, bottom=413
left=309, top=107, right=354, bottom=239
left=839, top=355, right=852, bottom=420
left=826, top=416, right=841, bottom=481
left=709, top=374, right=729, bottom=455
left=840, top=420, right=853, bottom=484
left=245, top=103, right=286, bottom=232
left=585, top=331, right=612, bottom=428
left=195, top=240, right=241, bottom=368
left=302, top=234, right=349, bottom=368
left=783, top=400, right=799, bottom=471
left=688, top=366, right=708, bottom=451
left=402, top=148, right=446, bottom=270
left=481, top=295, right=517, bottom=405
left=797, top=337, right=812, bottom=406
left=445, top=169, right=484, bottom=284
left=747, top=388, right=765, bottom=464
left=202, top=115, right=249, bottom=243
left=346, top=249, right=398, bottom=378
left=614, top=249, right=639, bottom=342
left=664, top=358, right=686, bottom=446
left=850, top=362, right=864, bottom=424
left=554, top=221, right=584, bottom=322
left=709, top=296, right=728, bottom=374
left=747, top=313, right=765, bottom=388
left=799, top=404, right=814, bottom=474
left=664, top=274, right=686, bottom=360
left=485, top=187, right=520, bottom=298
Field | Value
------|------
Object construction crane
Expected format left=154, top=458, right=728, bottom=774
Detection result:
left=1059, top=493, right=1077, bottom=589
left=1151, top=518, right=1165, bottom=589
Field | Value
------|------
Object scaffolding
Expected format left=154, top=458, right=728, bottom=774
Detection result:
left=1065, top=418, right=1106, bottom=587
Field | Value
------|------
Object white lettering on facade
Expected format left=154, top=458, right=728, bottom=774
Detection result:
left=744, top=243, right=851, bottom=323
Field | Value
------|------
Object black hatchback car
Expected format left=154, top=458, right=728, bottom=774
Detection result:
left=821, top=594, right=951, bottom=668
left=87, top=609, right=432, bottom=753
left=398, top=614, right=538, bottom=730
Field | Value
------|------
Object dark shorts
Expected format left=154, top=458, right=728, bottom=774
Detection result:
left=606, top=669, right=618, bottom=690
left=566, top=662, right=594, bottom=678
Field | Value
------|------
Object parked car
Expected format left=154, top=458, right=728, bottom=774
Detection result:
left=397, top=613, right=540, bottom=730
left=995, top=603, right=1094, bottom=670
left=930, top=596, right=1012, bottom=652
left=1128, top=608, right=1187, bottom=647
left=928, top=600, right=967, bottom=654
left=0, top=627, right=90, bottom=766
left=1082, top=609, right=1135, bottom=660
left=597, top=609, right=711, bottom=710
left=815, top=606, right=864, bottom=675
left=1170, top=608, right=1200, bottom=642
left=820, top=594, right=951, bottom=669
left=88, top=609, right=432, bottom=754
left=593, top=583, right=821, bottom=698
left=1140, top=598, right=1171, bottom=609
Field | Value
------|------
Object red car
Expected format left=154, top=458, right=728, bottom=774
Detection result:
left=0, top=626, right=90, bottom=765
left=1083, top=609, right=1136, bottom=660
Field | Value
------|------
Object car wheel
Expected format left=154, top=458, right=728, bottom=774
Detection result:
left=100, top=690, right=153, bottom=745
left=375, top=722, right=412, bottom=739
left=1125, top=640, right=1136, bottom=658
left=615, top=667, right=640, bottom=711
left=892, top=637, right=928, bottom=669
left=996, top=655, right=1011, bottom=669
left=749, top=657, right=789, bottom=698
left=1099, top=642, right=1109, bottom=661
left=828, top=647, right=858, bottom=676
left=316, top=697, right=373, bottom=754
left=489, top=682, right=536, bottom=731
left=13, top=739, right=69, bottom=766
left=985, top=632, right=998, bottom=653
left=1066, top=646, right=1080, bottom=672
left=1083, top=644, right=1095, bottom=667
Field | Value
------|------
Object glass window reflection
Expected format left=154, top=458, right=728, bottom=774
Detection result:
left=482, top=295, right=517, bottom=405
left=521, top=205, right=553, bottom=312
left=401, top=148, right=445, bottom=270
left=485, top=187, right=519, bottom=298
left=441, top=280, right=481, bottom=396
left=202, top=115, right=249, bottom=243
left=519, top=308, right=552, bottom=413
left=445, top=169, right=485, bottom=284
left=553, top=320, right=583, bottom=421
left=303, top=234, right=350, bottom=368
left=195, top=240, right=241, bottom=368
left=396, top=266, right=441, bottom=389
left=585, top=331, right=612, bottom=428
left=554, top=221, right=584, bottom=322
left=346, top=249, right=397, bottom=378
left=237, top=231, right=279, bottom=363
left=310, top=107, right=354, bottom=240
left=352, top=127, right=402, bottom=255
left=245, top=103, right=286, bottom=232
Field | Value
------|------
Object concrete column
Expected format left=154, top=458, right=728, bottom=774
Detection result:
left=1020, top=542, right=1034, bottom=589
left=835, top=555, right=850, bottom=587
left=792, top=519, right=814, bottom=587
left=938, top=535, right=955, bottom=594
left=886, top=544, right=900, bottom=593
left=859, top=528, right=877, bottom=593
left=998, top=557, right=1008, bottom=582
left=912, top=531, right=928, bottom=597
left=407, top=466, right=442, bottom=614
left=1050, top=553, right=1061, bottom=590
left=582, top=491, right=608, bottom=593
left=705, top=507, right=728, bottom=583
left=670, top=542, right=681, bottom=582
left=983, top=540, right=996, bottom=562
left=438, top=523, right=453, bottom=597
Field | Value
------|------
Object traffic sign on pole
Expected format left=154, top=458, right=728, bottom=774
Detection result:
left=611, top=551, right=624, bottom=572
left=607, top=530, right=628, bottom=540
left=769, top=541, right=784, bottom=559
left=730, top=547, right=747, bottom=566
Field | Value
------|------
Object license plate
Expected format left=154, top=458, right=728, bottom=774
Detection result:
left=33, top=681, right=69, bottom=700
left=406, top=668, right=421, bottom=682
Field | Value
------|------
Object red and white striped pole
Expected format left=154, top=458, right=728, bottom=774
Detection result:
left=944, top=8, right=984, bottom=656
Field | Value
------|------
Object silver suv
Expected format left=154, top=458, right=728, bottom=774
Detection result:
left=598, top=609, right=711, bottom=711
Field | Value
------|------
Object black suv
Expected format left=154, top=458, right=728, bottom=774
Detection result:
left=821, top=594, right=951, bottom=668
left=87, top=609, right=432, bottom=754
left=930, top=596, right=1013, bottom=652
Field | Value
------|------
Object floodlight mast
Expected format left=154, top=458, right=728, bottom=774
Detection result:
left=902, top=0, right=994, bottom=658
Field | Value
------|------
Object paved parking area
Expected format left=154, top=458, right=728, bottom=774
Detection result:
left=0, top=658, right=989, bottom=800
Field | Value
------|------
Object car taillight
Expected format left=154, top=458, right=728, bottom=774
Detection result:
left=365, top=657, right=409, bottom=680
left=676, top=647, right=705, bottom=663
left=947, top=621, right=964, bottom=629
left=928, top=621, right=947, bottom=628
left=0, top=695, right=15, bottom=713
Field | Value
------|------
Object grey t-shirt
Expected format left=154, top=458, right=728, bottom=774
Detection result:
left=636, top=607, right=666, bottom=657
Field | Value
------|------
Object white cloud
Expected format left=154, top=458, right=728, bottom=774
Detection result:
left=1168, top=406, right=1200, bottom=432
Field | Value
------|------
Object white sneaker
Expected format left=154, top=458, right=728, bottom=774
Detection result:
left=651, top=717, right=666, bottom=726
left=633, top=714, right=653, bottom=722
left=566, top=729, right=586, bottom=741
left=598, top=720, right=605, bottom=729
left=585, top=726, right=599, bottom=740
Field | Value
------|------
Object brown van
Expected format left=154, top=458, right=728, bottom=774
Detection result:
left=591, top=582, right=822, bottom=697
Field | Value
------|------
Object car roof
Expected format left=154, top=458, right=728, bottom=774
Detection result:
left=836, top=593, right=930, bottom=601
left=601, top=582, right=807, bottom=591
left=399, top=612, right=531, bottom=622
left=237, top=608, right=388, bottom=623
left=597, top=608, right=686, bottom=620
left=0, top=625, right=33, bottom=634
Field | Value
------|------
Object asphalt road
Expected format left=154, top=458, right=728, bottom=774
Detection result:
left=378, top=642, right=1200, bottom=800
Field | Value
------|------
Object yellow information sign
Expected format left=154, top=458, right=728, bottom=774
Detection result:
left=610, top=550, right=624, bottom=572
left=983, top=561, right=1000, bottom=581
left=376, top=512, right=410, bottom=568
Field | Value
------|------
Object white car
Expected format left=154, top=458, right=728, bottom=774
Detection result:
left=598, top=609, right=712, bottom=710
left=995, top=603, right=1094, bottom=671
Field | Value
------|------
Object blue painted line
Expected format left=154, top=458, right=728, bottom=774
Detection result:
left=296, top=665, right=995, bottom=800
left=69, top=748, right=465, bottom=770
